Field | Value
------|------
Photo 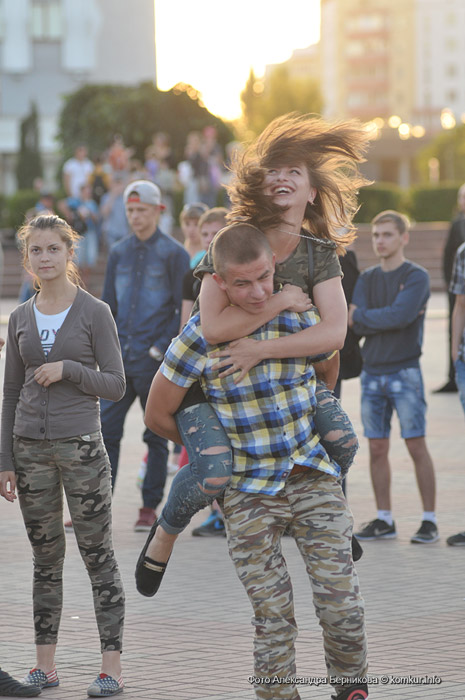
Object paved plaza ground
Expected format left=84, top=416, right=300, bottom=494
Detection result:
left=0, top=294, right=464, bottom=699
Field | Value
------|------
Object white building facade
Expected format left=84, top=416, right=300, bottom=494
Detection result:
left=0, top=0, right=156, bottom=193
left=414, top=0, right=465, bottom=130
left=319, top=0, right=465, bottom=186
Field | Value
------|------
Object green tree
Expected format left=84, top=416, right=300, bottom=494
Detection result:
left=240, top=69, right=263, bottom=138
left=57, top=82, right=234, bottom=165
left=240, top=65, right=323, bottom=136
left=16, top=102, right=43, bottom=189
left=416, top=124, right=465, bottom=183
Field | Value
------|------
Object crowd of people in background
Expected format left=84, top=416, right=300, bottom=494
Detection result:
left=63, top=127, right=234, bottom=241
left=19, top=127, right=237, bottom=301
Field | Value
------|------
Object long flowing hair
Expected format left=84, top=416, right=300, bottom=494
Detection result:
left=227, top=113, right=373, bottom=254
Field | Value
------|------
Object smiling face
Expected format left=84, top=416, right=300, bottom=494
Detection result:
left=27, top=228, right=72, bottom=284
left=263, top=163, right=317, bottom=217
left=213, top=251, right=275, bottom=314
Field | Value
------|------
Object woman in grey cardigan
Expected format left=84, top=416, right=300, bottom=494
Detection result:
left=0, top=215, right=126, bottom=698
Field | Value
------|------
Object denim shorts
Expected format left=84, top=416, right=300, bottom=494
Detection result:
left=361, top=367, right=426, bottom=439
left=455, top=358, right=465, bottom=415
left=75, top=229, right=98, bottom=268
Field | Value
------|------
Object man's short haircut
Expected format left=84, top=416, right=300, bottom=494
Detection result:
left=371, top=210, right=410, bottom=234
left=212, top=223, right=273, bottom=278
left=198, top=207, right=229, bottom=230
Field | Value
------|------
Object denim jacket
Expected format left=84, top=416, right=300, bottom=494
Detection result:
left=102, top=228, right=189, bottom=375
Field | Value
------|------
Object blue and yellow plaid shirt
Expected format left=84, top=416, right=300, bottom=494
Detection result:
left=161, top=308, right=339, bottom=495
left=450, top=241, right=465, bottom=363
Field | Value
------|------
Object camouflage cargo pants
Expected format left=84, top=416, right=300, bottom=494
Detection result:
left=13, top=432, right=125, bottom=652
left=222, top=470, right=367, bottom=700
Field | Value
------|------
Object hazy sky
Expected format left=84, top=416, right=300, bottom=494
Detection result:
left=155, top=0, right=320, bottom=121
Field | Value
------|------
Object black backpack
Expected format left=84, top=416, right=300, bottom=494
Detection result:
left=69, top=207, right=87, bottom=237
left=306, top=238, right=362, bottom=380
left=91, top=173, right=107, bottom=205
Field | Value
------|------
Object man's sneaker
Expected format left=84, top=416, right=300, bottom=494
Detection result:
left=355, top=518, right=396, bottom=541
left=134, top=507, right=156, bottom=532
left=411, top=520, right=439, bottom=544
left=331, top=682, right=368, bottom=699
left=23, top=668, right=59, bottom=689
left=87, top=673, right=123, bottom=697
left=446, top=531, right=465, bottom=546
left=192, top=511, right=226, bottom=537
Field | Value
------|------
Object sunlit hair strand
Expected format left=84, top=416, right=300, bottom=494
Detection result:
left=226, top=113, right=373, bottom=255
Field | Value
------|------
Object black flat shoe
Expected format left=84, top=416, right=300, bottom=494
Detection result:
left=351, top=535, right=363, bottom=562
left=135, top=520, right=169, bottom=597
left=432, top=380, right=457, bottom=393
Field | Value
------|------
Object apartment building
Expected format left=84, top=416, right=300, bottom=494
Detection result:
left=265, top=43, right=321, bottom=84
left=414, top=0, right=465, bottom=130
left=320, top=0, right=465, bottom=185
left=321, top=0, right=465, bottom=129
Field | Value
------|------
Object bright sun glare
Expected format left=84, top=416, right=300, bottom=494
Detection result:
left=155, top=0, right=321, bottom=121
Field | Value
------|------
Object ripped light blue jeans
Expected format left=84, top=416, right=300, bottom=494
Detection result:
left=455, top=358, right=465, bottom=415
left=158, top=381, right=358, bottom=534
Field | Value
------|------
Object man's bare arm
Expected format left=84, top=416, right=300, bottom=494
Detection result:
left=145, top=371, right=189, bottom=444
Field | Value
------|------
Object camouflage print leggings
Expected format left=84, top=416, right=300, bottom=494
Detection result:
left=13, top=432, right=125, bottom=653
left=222, top=470, right=367, bottom=700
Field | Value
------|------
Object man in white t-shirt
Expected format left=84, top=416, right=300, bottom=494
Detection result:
left=62, top=145, right=94, bottom=199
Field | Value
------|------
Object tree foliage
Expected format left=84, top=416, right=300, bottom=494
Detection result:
left=16, top=102, right=43, bottom=189
left=352, top=181, right=462, bottom=223
left=416, top=124, right=465, bottom=183
left=408, top=183, right=462, bottom=222
left=353, top=183, right=406, bottom=223
left=240, top=66, right=323, bottom=136
left=57, top=82, right=234, bottom=164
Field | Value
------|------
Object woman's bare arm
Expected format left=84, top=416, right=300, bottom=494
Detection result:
left=261, top=277, right=348, bottom=357
left=212, top=277, right=347, bottom=382
left=199, top=273, right=312, bottom=344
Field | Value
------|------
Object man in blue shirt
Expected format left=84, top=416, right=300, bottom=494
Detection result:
left=349, top=210, right=439, bottom=545
left=101, top=180, right=189, bottom=531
